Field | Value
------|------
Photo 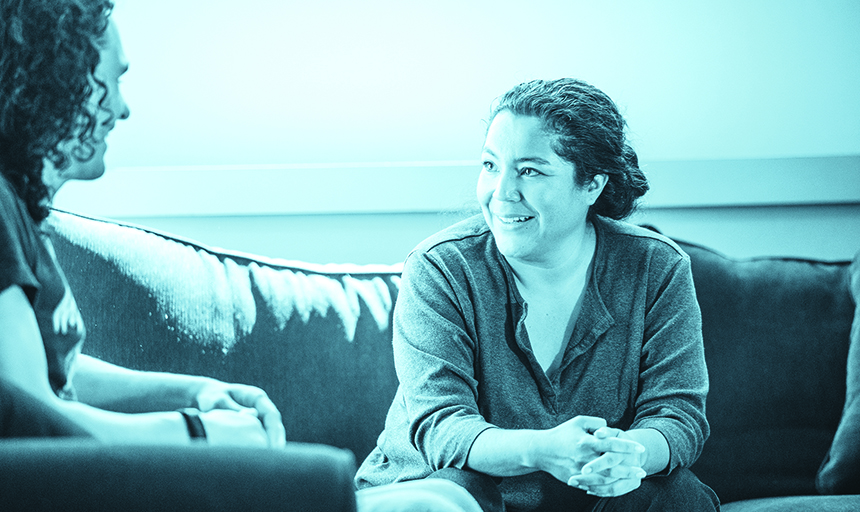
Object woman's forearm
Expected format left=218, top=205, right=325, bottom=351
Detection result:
left=620, top=428, right=670, bottom=475
left=465, top=427, right=542, bottom=477
left=73, top=354, right=212, bottom=413
left=467, top=417, right=660, bottom=484
left=44, top=391, right=191, bottom=444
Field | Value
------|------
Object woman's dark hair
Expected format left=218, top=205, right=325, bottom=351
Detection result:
left=489, top=78, right=649, bottom=220
left=0, top=0, right=114, bottom=222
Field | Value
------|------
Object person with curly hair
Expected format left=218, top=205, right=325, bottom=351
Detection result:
left=0, top=0, right=286, bottom=447
left=355, top=79, right=721, bottom=511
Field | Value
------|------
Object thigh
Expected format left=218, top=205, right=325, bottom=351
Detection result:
left=428, top=467, right=506, bottom=512
left=356, top=478, right=484, bottom=512
left=593, top=468, right=719, bottom=512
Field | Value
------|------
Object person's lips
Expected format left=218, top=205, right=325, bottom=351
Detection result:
left=494, top=214, right=535, bottom=225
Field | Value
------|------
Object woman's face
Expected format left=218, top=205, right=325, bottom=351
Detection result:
left=59, top=20, right=130, bottom=181
left=477, top=111, right=604, bottom=267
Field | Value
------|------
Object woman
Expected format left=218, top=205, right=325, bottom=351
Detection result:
left=0, top=0, right=284, bottom=446
left=356, top=79, right=720, bottom=511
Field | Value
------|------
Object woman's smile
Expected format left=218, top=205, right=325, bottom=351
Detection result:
left=494, top=214, right=535, bottom=225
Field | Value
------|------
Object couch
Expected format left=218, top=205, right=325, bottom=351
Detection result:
left=4, top=208, right=858, bottom=511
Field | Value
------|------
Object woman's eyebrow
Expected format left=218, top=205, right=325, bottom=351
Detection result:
left=514, top=157, right=551, bottom=165
left=480, top=149, right=551, bottom=165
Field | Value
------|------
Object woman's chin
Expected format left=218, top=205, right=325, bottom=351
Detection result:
left=494, top=237, right=536, bottom=262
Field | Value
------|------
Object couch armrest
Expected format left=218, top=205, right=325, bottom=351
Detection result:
left=0, top=439, right=356, bottom=512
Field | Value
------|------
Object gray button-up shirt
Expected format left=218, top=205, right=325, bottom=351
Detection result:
left=356, top=215, right=709, bottom=506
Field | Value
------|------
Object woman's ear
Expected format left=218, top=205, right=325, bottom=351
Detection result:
left=587, top=174, right=609, bottom=204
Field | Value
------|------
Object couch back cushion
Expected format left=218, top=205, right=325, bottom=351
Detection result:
left=48, top=210, right=402, bottom=462
left=677, top=239, right=854, bottom=503
left=51, top=210, right=856, bottom=502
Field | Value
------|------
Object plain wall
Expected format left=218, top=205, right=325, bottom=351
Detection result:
left=53, top=0, right=860, bottom=264
left=103, top=0, right=860, bottom=166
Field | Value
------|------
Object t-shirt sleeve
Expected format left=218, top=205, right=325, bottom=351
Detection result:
left=391, top=250, right=494, bottom=471
left=0, top=186, right=39, bottom=301
left=630, top=253, right=710, bottom=474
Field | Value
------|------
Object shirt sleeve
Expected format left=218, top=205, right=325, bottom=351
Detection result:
left=0, top=186, right=39, bottom=301
left=630, top=254, right=710, bottom=473
left=391, top=250, right=495, bottom=471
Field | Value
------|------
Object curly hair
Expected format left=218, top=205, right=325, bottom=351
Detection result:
left=489, top=78, right=649, bottom=220
left=0, top=0, right=114, bottom=222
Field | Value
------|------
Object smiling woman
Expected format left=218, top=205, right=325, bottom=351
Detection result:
left=474, top=79, right=649, bottom=375
left=355, top=79, right=719, bottom=512
left=475, top=78, right=650, bottom=272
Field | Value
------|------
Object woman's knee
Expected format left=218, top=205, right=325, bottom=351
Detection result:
left=599, top=468, right=719, bottom=512
left=658, top=467, right=719, bottom=509
left=356, top=478, right=484, bottom=512
left=428, top=468, right=505, bottom=512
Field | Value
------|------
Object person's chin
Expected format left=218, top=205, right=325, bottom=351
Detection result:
left=83, top=144, right=108, bottom=179
left=494, top=234, right=532, bottom=260
left=89, top=163, right=107, bottom=180
left=89, top=167, right=107, bottom=180
left=76, top=160, right=107, bottom=181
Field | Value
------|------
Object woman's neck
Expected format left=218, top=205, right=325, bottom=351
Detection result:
left=507, top=221, right=596, bottom=293
left=40, top=159, right=67, bottom=202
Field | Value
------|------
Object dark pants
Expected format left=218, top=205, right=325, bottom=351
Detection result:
left=590, top=468, right=720, bottom=512
left=0, top=378, right=92, bottom=438
left=430, top=467, right=719, bottom=512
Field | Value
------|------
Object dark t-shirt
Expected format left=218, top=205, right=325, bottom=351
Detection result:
left=0, top=175, right=85, bottom=400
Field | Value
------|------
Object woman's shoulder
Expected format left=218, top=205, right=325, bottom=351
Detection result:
left=410, top=213, right=492, bottom=259
left=0, top=174, right=36, bottom=241
left=595, top=216, right=689, bottom=262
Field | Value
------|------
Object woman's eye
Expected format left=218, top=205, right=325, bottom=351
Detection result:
left=482, top=161, right=496, bottom=172
left=521, top=167, right=540, bottom=177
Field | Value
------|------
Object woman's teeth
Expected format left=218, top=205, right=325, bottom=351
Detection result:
left=497, top=216, right=533, bottom=224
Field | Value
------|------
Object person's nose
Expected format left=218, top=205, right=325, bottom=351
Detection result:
left=493, top=167, right=521, bottom=202
left=116, top=93, right=130, bottom=121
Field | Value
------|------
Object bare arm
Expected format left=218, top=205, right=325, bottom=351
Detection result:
left=74, top=354, right=214, bottom=413
left=0, top=285, right=269, bottom=445
left=467, top=416, right=668, bottom=499
left=74, top=354, right=286, bottom=447
left=619, top=428, right=669, bottom=476
left=466, top=416, right=646, bottom=480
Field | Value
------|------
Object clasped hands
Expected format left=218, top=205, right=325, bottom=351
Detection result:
left=190, top=379, right=286, bottom=448
left=536, top=415, right=647, bottom=498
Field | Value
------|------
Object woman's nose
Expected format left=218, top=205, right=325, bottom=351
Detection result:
left=117, top=95, right=130, bottom=120
left=493, top=169, right=521, bottom=202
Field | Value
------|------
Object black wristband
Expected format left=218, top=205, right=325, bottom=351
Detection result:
left=179, top=408, right=207, bottom=440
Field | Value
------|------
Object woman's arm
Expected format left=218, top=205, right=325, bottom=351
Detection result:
left=466, top=416, right=647, bottom=480
left=629, top=256, right=709, bottom=472
left=621, top=428, right=669, bottom=475
left=390, top=253, right=499, bottom=470
left=74, top=354, right=286, bottom=447
left=0, top=285, right=270, bottom=446
left=73, top=354, right=212, bottom=413
left=467, top=420, right=664, bottom=500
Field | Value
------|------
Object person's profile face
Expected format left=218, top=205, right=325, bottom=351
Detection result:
left=477, top=110, right=598, bottom=267
left=59, top=19, right=130, bottom=181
